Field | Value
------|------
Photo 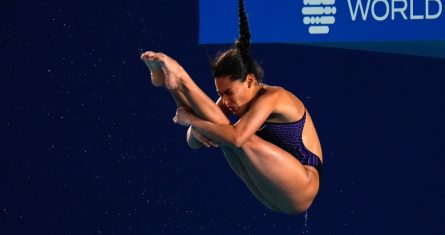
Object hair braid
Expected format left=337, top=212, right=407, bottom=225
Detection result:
left=235, top=0, right=251, bottom=62
left=211, top=0, right=263, bottom=82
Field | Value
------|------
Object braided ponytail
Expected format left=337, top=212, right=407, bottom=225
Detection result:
left=236, top=0, right=251, bottom=63
left=211, top=0, right=263, bottom=82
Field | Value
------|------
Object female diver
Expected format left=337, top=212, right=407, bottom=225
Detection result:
left=140, top=0, right=323, bottom=214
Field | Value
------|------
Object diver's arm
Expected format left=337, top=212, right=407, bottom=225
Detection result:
left=185, top=98, right=229, bottom=149
left=187, top=126, right=220, bottom=149
left=186, top=89, right=280, bottom=148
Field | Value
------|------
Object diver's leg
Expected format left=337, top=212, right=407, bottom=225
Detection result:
left=141, top=51, right=227, bottom=124
left=141, top=52, right=283, bottom=211
left=220, top=146, right=281, bottom=212
left=141, top=51, right=192, bottom=108
left=226, top=135, right=321, bottom=215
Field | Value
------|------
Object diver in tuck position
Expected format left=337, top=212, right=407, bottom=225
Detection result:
left=140, top=0, right=323, bottom=214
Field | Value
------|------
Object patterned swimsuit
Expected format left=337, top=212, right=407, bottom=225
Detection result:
left=256, top=111, right=323, bottom=173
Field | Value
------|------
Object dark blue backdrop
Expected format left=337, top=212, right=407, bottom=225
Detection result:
left=2, top=0, right=445, bottom=234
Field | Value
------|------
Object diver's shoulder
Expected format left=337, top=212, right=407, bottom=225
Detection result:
left=261, top=84, right=288, bottom=96
left=261, top=83, right=302, bottom=104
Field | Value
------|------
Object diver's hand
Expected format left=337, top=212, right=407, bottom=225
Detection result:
left=173, top=106, right=197, bottom=127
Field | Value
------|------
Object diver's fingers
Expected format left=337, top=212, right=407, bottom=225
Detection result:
left=197, top=132, right=219, bottom=148
left=196, top=133, right=211, bottom=148
left=208, top=141, right=219, bottom=148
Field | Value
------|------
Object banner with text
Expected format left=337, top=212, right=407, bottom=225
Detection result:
left=199, top=0, right=445, bottom=57
left=200, top=0, right=445, bottom=44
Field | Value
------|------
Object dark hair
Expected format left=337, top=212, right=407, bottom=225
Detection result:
left=211, top=0, right=264, bottom=82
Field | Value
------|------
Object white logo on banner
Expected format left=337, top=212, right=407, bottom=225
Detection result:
left=347, top=0, right=443, bottom=21
left=302, top=0, right=337, bottom=34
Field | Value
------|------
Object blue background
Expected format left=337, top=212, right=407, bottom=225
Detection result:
left=2, top=0, right=445, bottom=234
left=200, top=0, right=445, bottom=43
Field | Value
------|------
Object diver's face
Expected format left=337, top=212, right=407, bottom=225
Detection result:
left=215, top=76, right=252, bottom=116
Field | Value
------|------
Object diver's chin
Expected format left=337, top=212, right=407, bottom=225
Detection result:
left=230, top=105, right=247, bottom=117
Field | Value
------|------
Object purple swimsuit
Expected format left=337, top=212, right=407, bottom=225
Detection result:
left=256, top=111, right=323, bottom=174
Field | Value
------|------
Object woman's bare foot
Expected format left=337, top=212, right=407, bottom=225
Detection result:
left=140, top=51, right=186, bottom=90
left=140, top=51, right=165, bottom=87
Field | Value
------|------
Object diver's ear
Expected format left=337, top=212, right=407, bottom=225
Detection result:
left=246, top=74, right=255, bottom=88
